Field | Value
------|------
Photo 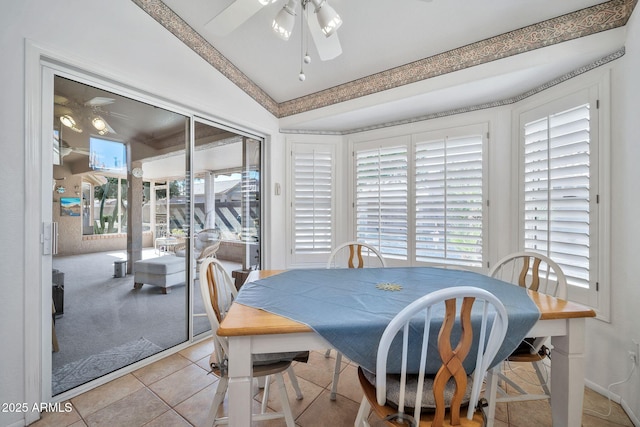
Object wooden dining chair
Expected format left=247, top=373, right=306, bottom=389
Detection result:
left=199, top=258, right=305, bottom=427
left=326, top=241, right=387, bottom=269
left=354, top=286, right=509, bottom=427
left=325, top=241, right=387, bottom=400
left=485, top=251, right=568, bottom=422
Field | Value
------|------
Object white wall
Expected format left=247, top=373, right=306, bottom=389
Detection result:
left=585, top=5, right=640, bottom=423
left=0, top=1, right=280, bottom=426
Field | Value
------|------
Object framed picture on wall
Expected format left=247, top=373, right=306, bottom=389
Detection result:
left=60, top=197, right=81, bottom=216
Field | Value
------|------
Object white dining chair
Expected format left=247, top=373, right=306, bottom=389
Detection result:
left=325, top=241, right=387, bottom=400
left=354, top=286, right=509, bottom=427
left=485, top=251, right=568, bottom=422
left=326, top=241, right=387, bottom=269
left=199, top=258, right=305, bottom=426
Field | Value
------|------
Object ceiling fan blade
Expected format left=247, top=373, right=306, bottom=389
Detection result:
left=205, top=0, right=269, bottom=36
left=85, top=97, right=115, bottom=107
left=54, top=94, right=70, bottom=105
left=306, top=14, right=342, bottom=61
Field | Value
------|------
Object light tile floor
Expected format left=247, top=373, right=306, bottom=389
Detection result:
left=33, top=339, right=633, bottom=427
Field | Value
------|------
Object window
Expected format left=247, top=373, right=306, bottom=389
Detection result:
left=289, top=143, right=335, bottom=264
left=355, top=143, right=408, bottom=260
left=353, top=126, right=486, bottom=267
left=415, top=132, right=484, bottom=267
left=519, top=86, right=604, bottom=311
left=91, top=176, right=128, bottom=235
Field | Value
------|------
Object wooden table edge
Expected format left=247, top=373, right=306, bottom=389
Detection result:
left=217, top=269, right=596, bottom=337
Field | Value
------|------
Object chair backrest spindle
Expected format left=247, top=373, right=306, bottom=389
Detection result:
left=490, top=251, right=567, bottom=300
left=327, top=241, right=387, bottom=269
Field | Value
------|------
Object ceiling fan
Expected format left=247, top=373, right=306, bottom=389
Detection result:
left=54, top=94, right=119, bottom=135
left=205, top=0, right=343, bottom=62
left=58, top=139, right=90, bottom=158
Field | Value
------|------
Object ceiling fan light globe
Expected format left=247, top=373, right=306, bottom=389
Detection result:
left=60, top=114, right=76, bottom=128
left=272, top=20, right=292, bottom=40
left=257, top=0, right=277, bottom=5
left=313, top=0, right=342, bottom=37
left=272, top=0, right=297, bottom=40
left=92, top=116, right=107, bottom=131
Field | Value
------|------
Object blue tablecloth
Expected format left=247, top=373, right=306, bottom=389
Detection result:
left=235, top=267, right=540, bottom=374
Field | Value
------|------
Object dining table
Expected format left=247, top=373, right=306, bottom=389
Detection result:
left=217, top=267, right=596, bottom=427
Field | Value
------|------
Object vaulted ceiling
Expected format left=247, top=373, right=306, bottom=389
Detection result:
left=134, top=0, right=635, bottom=132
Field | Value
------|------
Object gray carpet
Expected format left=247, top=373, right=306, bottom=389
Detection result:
left=51, top=249, right=240, bottom=395
left=52, top=337, right=163, bottom=395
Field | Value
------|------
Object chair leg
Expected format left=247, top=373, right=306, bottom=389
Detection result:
left=354, top=396, right=372, bottom=427
left=207, top=377, right=228, bottom=427
left=330, top=351, right=342, bottom=400
left=324, top=348, right=332, bottom=358
left=484, top=367, right=499, bottom=427
left=275, top=373, right=296, bottom=427
left=286, top=366, right=304, bottom=400
left=533, top=360, right=551, bottom=396
left=261, top=375, right=271, bottom=414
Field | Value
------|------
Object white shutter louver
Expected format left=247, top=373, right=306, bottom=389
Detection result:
left=293, top=149, right=333, bottom=254
left=356, top=146, right=408, bottom=260
left=523, top=103, right=591, bottom=288
left=415, top=135, right=483, bottom=267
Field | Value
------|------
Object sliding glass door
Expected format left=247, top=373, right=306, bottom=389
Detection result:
left=190, top=120, right=262, bottom=337
left=51, top=76, right=191, bottom=395
left=49, top=75, right=262, bottom=396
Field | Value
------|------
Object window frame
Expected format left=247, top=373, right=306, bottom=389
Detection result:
left=514, top=72, right=610, bottom=320
left=287, top=139, right=338, bottom=267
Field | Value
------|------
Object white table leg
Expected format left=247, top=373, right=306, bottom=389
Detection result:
left=550, top=317, right=586, bottom=427
left=227, top=336, right=254, bottom=426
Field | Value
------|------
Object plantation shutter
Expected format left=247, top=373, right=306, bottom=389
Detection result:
left=415, top=134, right=483, bottom=267
left=523, top=103, right=591, bottom=290
left=355, top=145, right=408, bottom=260
left=292, top=148, right=333, bottom=255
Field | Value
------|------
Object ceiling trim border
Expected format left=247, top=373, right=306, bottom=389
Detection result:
left=279, top=47, right=625, bottom=135
left=134, top=0, right=635, bottom=119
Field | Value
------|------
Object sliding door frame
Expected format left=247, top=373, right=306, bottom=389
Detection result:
left=24, top=42, right=266, bottom=420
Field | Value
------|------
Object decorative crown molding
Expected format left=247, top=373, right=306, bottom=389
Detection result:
left=133, top=0, right=636, bottom=119
left=279, top=48, right=625, bottom=135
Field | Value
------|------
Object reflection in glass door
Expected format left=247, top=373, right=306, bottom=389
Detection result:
left=191, top=121, right=262, bottom=337
left=51, top=75, right=190, bottom=395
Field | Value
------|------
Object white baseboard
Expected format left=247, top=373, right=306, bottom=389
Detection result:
left=621, top=398, right=640, bottom=427
left=584, top=379, right=639, bottom=426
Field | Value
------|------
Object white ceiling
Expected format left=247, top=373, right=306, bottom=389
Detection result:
left=162, top=0, right=609, bottom=101
left=156, top=0, right=628, bottom=134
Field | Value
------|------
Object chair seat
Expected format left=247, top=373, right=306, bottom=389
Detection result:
left=507, top=352, right=547, bottom=363
left=361, top=368, right=473, bottom=411
left=358, top=368, right=485, bottom=426
left=506, top=338, right=548, bottom=362
left=209, top=351, right=309, bottom=376
left=254, top=351, right=310, bottom=365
